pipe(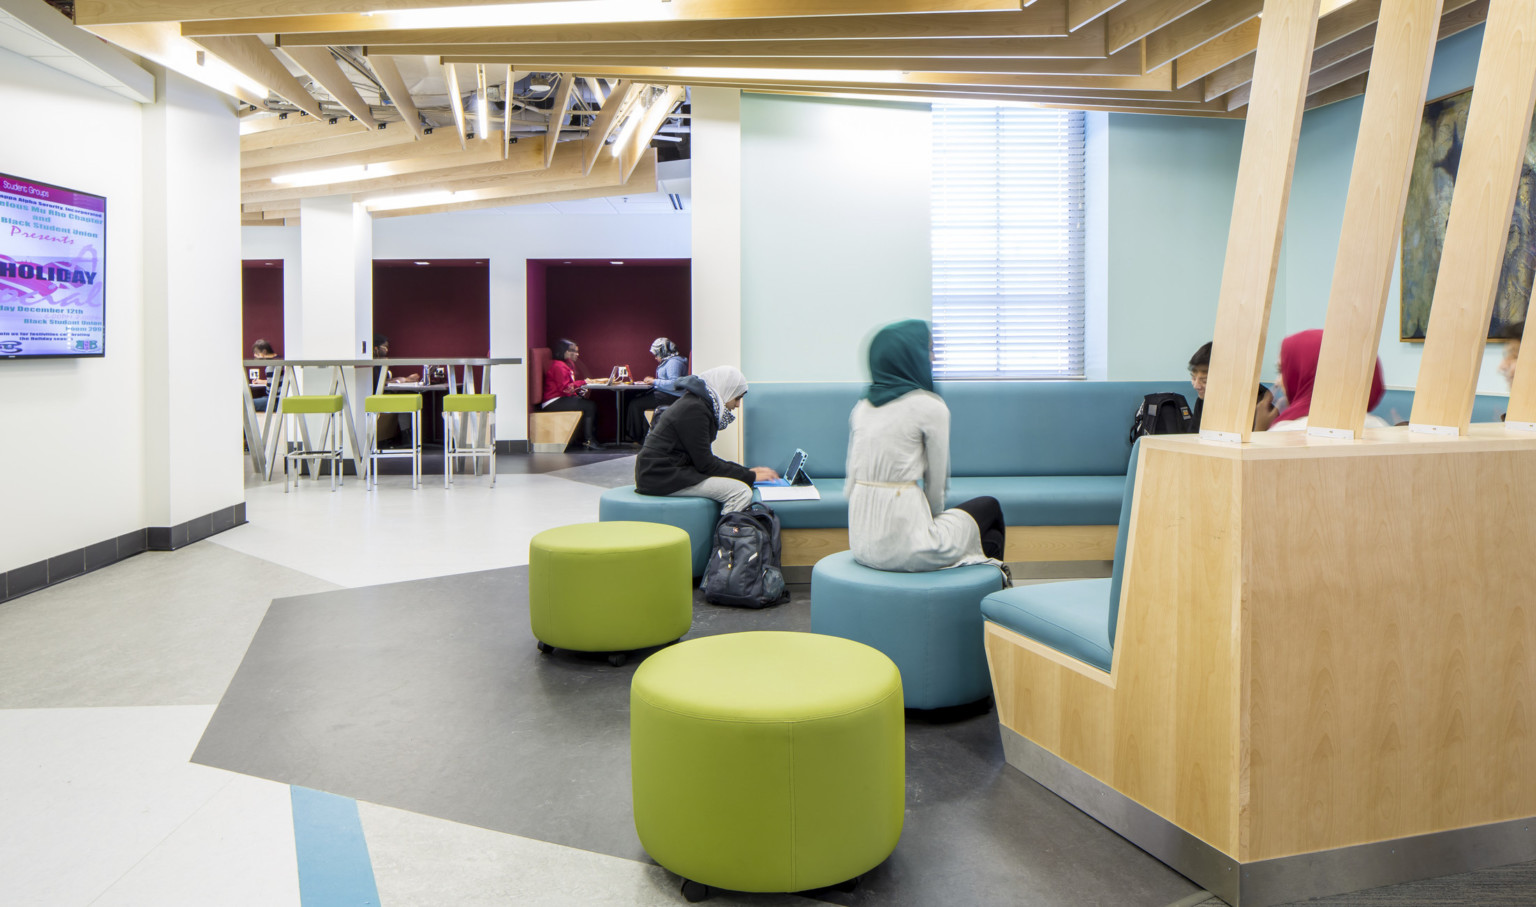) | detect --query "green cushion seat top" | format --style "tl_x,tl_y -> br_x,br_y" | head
631,631 -> 904,893
280,394 -> 344,415
527,521 -> 691,654
365,393 -> 423,413
443,393 -> 496,412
